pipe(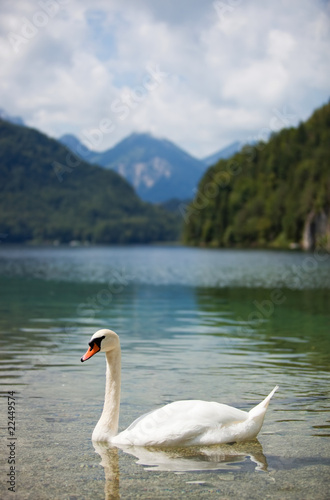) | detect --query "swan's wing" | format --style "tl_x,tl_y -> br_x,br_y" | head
125,409 -> 158,432
112,400 -> 249,447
